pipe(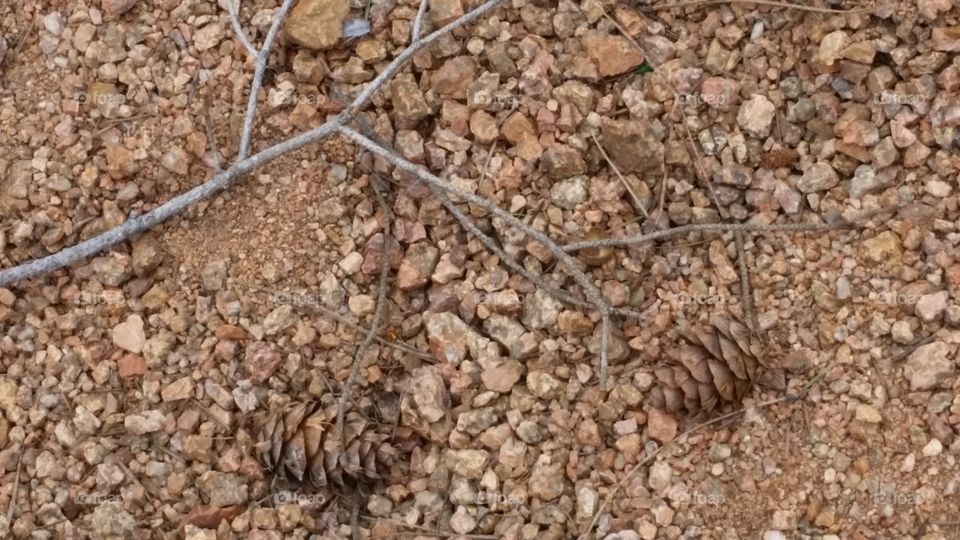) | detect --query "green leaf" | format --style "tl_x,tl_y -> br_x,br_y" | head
635,61 -> 654,75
